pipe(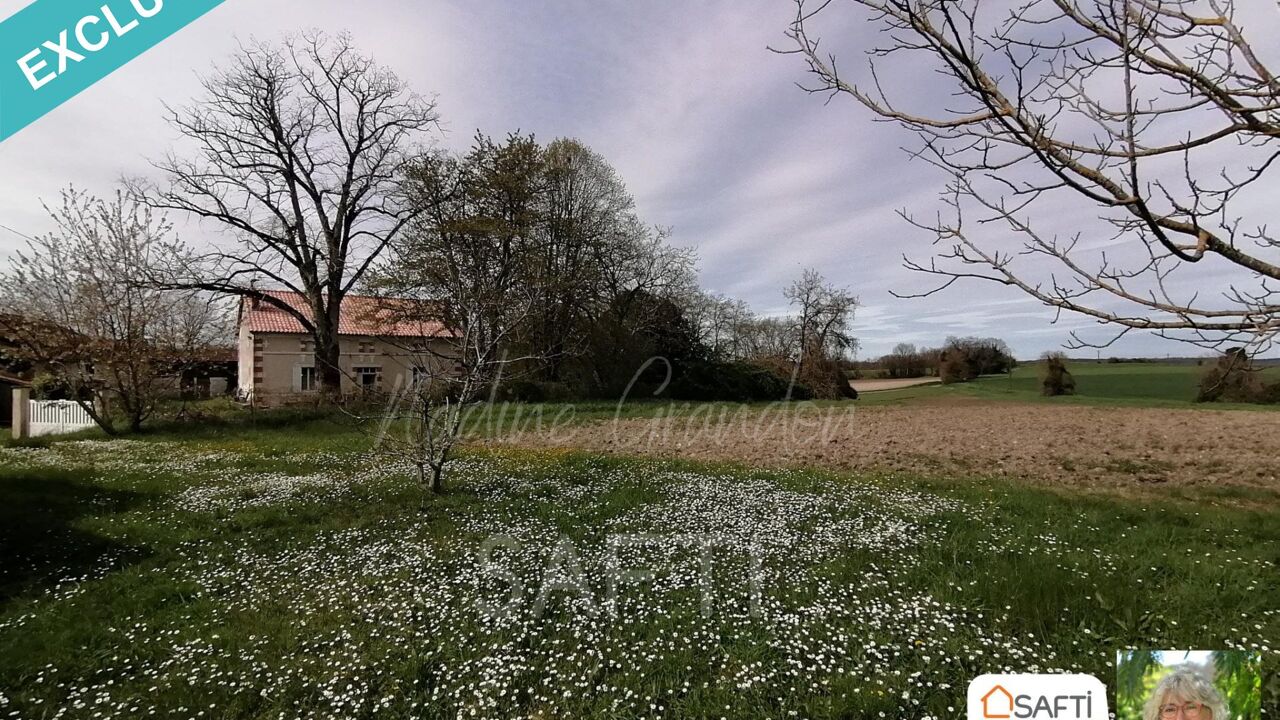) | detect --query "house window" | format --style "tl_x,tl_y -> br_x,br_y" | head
357,340 -> 375,355
299,366 -> 318,392
355,366 -> 381,391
